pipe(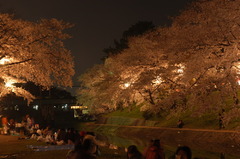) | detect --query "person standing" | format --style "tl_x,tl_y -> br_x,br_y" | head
218,109 -> 225,129
177,120 -> 184,128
